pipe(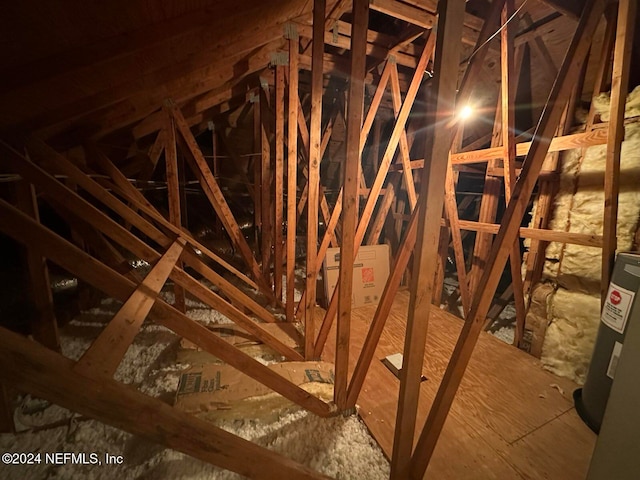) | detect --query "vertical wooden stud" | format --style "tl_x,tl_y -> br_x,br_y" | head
601,0 -> 636,305
275,66 -> 286,301
390,1 -> 467,477
260,86 -> 274,289
163,103 -> 187,313
287,30 -> 300,322
335,0 -> 369,410
304,0 -> 325,359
